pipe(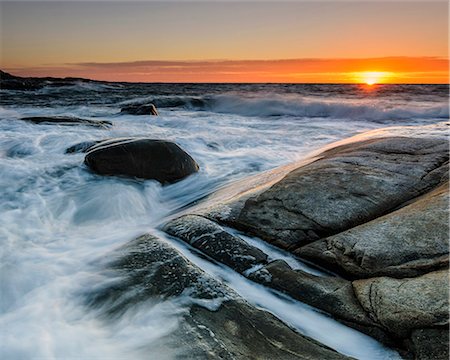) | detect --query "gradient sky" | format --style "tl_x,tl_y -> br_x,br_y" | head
1,1 -> 448,83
